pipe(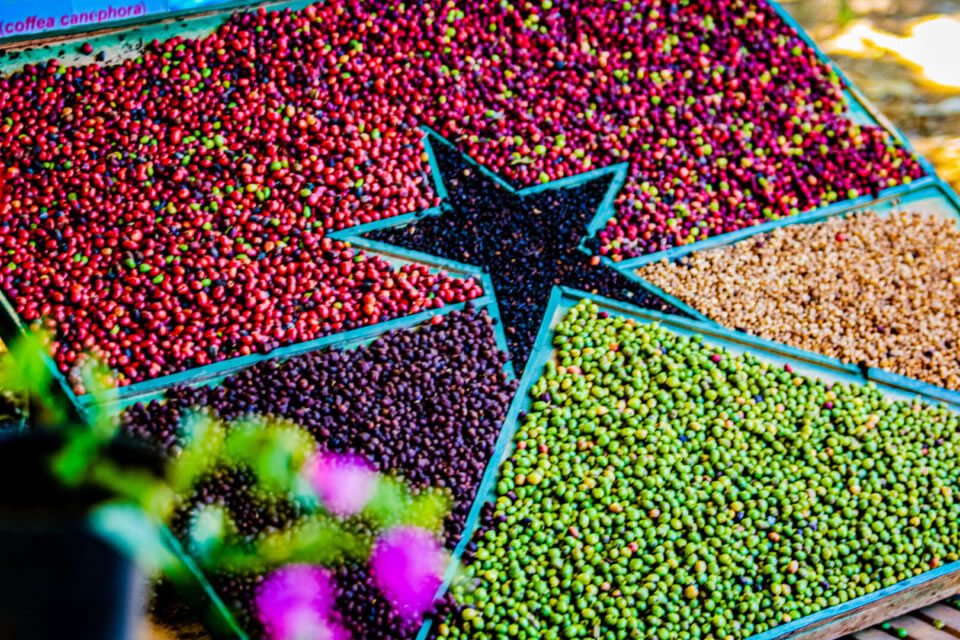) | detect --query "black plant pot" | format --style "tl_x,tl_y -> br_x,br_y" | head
0,430 -> 161,640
